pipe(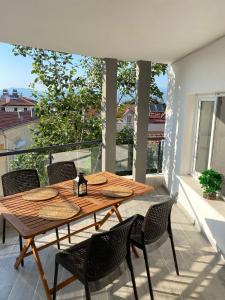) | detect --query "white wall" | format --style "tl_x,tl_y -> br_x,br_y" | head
164,36 -> 225,195
148,123 -> 164,132
0,122 -> 36,195
4,106 -> 33,112
164,36 -> 225,255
